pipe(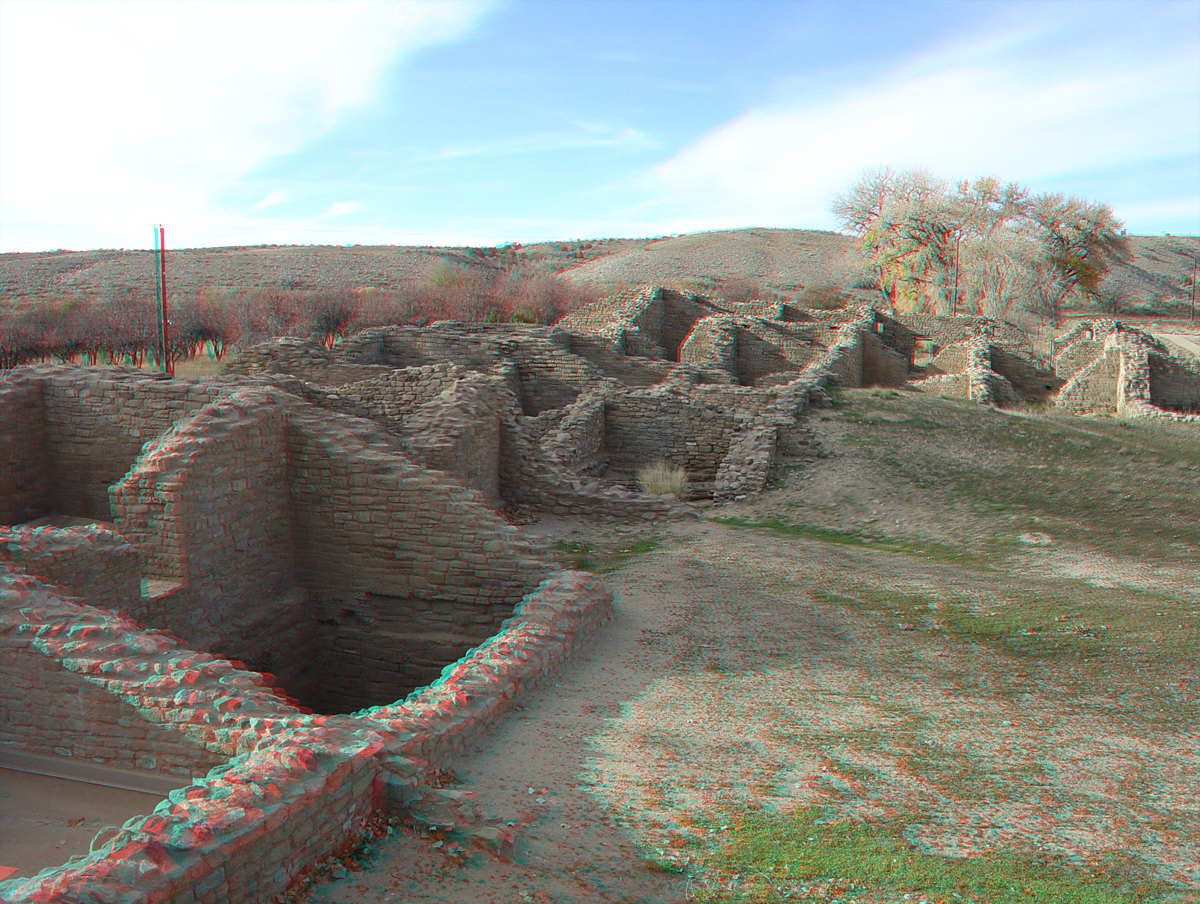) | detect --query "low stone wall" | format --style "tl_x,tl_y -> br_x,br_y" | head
1148,352 -> 1200,413
713,425 -> 778,502
0,524 -> 140,612
898,312 -> 1034,355
402,374 -> 503,506
223,338 -> 393,386
0,374 -> 48,524
603,389 -> 740,481
541,390 -> 608,476
0,581 -> 227,777
1055,343 -> 1122,415
0,555 -> 618,904
1053,340 -> 1107,381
